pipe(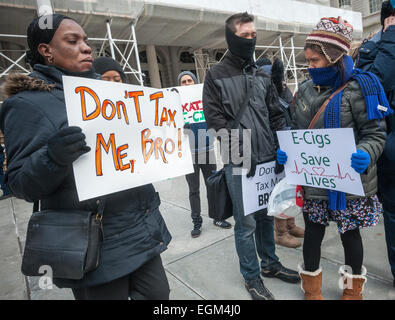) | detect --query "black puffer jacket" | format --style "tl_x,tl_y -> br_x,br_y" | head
0,64 -> 171,288
203,53 -> 286,165
357,26 -> 395,210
